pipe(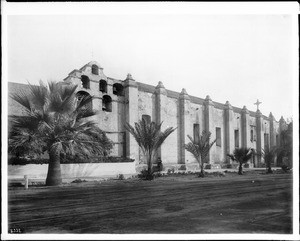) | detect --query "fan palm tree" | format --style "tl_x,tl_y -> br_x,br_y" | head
9,81 -> 113,186
227,147 -> 253,175
124,118 -> 176,180
185,130 -> 216,177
